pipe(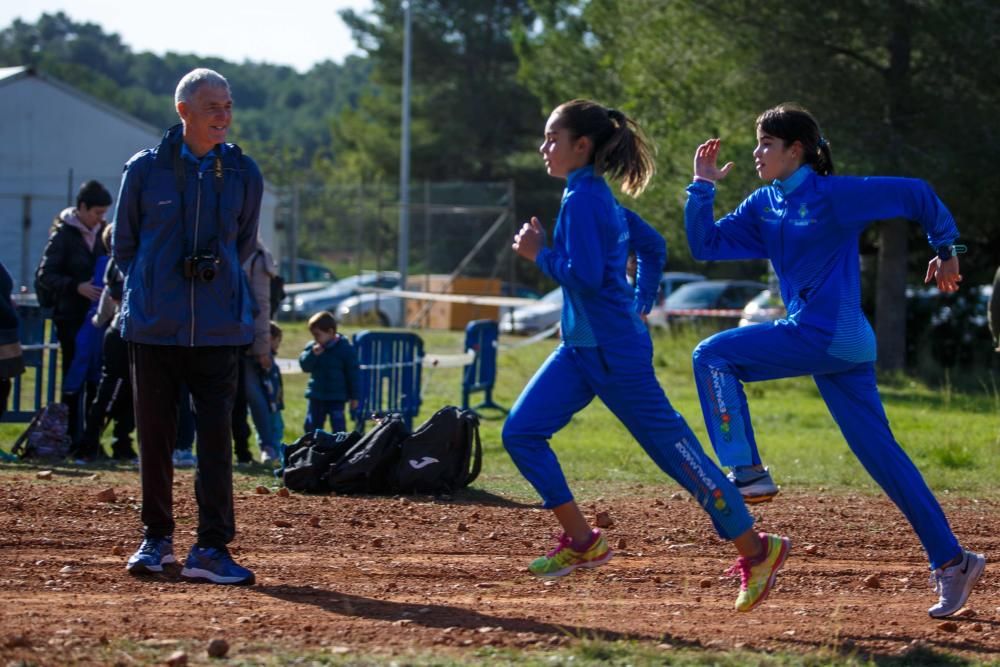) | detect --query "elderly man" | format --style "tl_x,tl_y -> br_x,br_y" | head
113,68 -> 261,584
